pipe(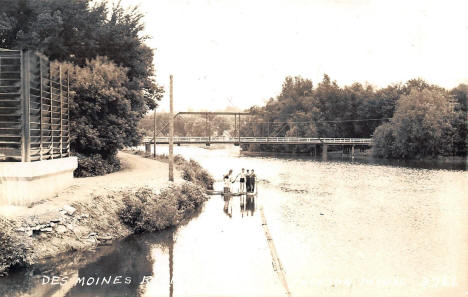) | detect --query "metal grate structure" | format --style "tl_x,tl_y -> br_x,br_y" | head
0,49 -> 70,162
